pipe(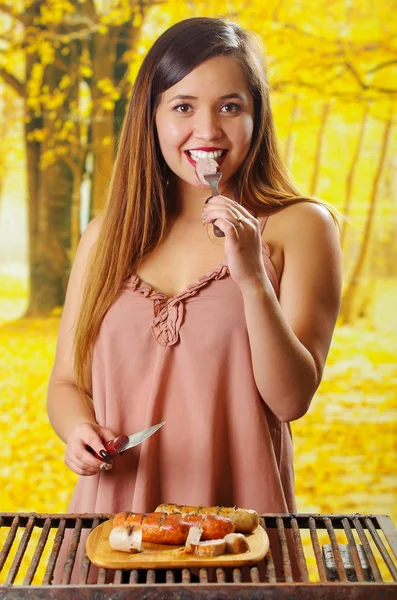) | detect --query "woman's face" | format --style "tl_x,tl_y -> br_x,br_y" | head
155,55 -> 255,191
